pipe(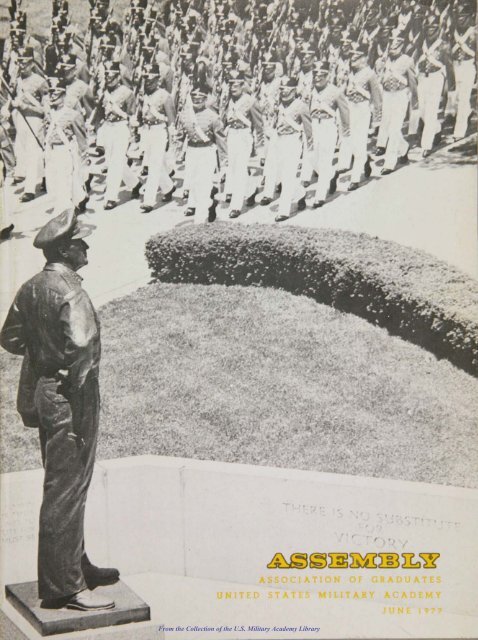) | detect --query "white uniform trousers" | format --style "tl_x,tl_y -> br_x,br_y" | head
417,71 -> 445,151
224,128 -> 253,212
185,145 -> 217,222
45,142 -> 85,214
299,129 -> 314,183
262,131 -> 280,198
347,100 -> 371,183
270,132 -> 304,217
311,117 -> 338,201
141,124 -> 173,207
453,59 -> 476,139
102,121 -> 137,202
13,112 -> 44,193
377,89 -> 410,170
